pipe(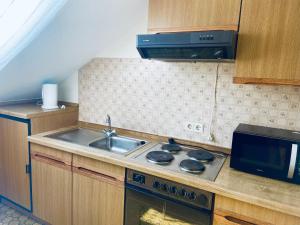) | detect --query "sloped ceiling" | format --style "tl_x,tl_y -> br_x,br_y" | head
0,0 -> 148,102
